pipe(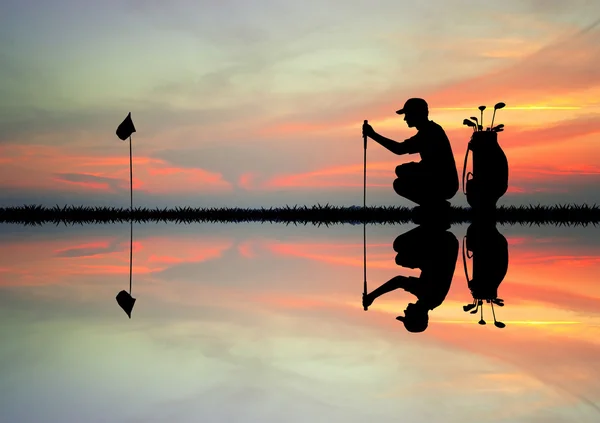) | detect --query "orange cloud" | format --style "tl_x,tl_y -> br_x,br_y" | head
237,172 -> 255,190
255,20 -> 600,145
495,115 -> 600,151
0,144 -> 233,195
423,19 -> 600,107
260,162 -> 397,190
